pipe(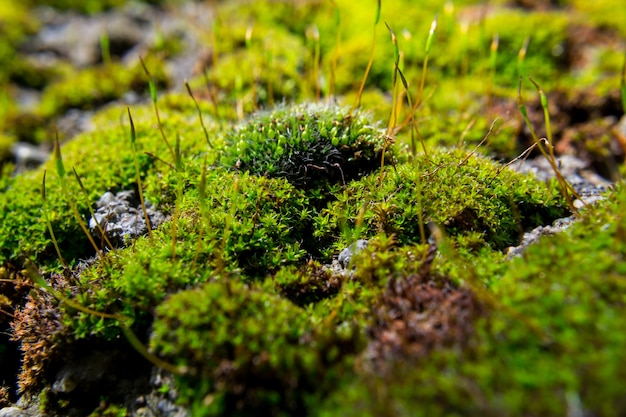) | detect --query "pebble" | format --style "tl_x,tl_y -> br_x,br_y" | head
89,190 -> 166,248
337,239 -> 369,268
